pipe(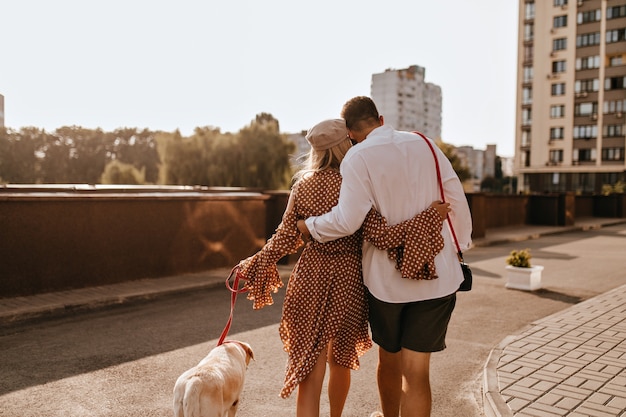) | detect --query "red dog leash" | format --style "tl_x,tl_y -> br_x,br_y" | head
216,265 -> 248,346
